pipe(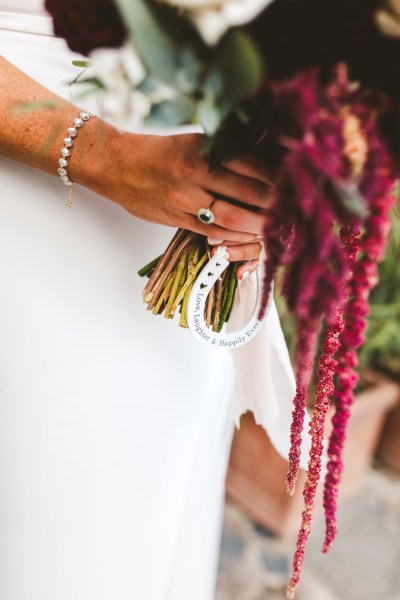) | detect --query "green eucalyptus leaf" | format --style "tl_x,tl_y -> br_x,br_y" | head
72,60 -> 90,68
115,0 -> 204,86
203,71 -> 224,98
176,48 -> 203,94
115,0 -> 181,82
214,30 -> 263,111
197,100 -> 221,136
137,76 -> 161,95
147,93 -> 195,126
